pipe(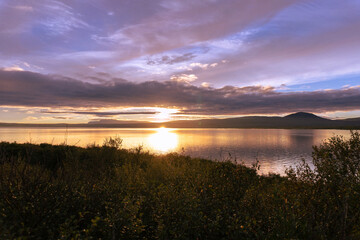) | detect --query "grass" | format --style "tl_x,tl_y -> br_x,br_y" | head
0,132 -> 360,239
